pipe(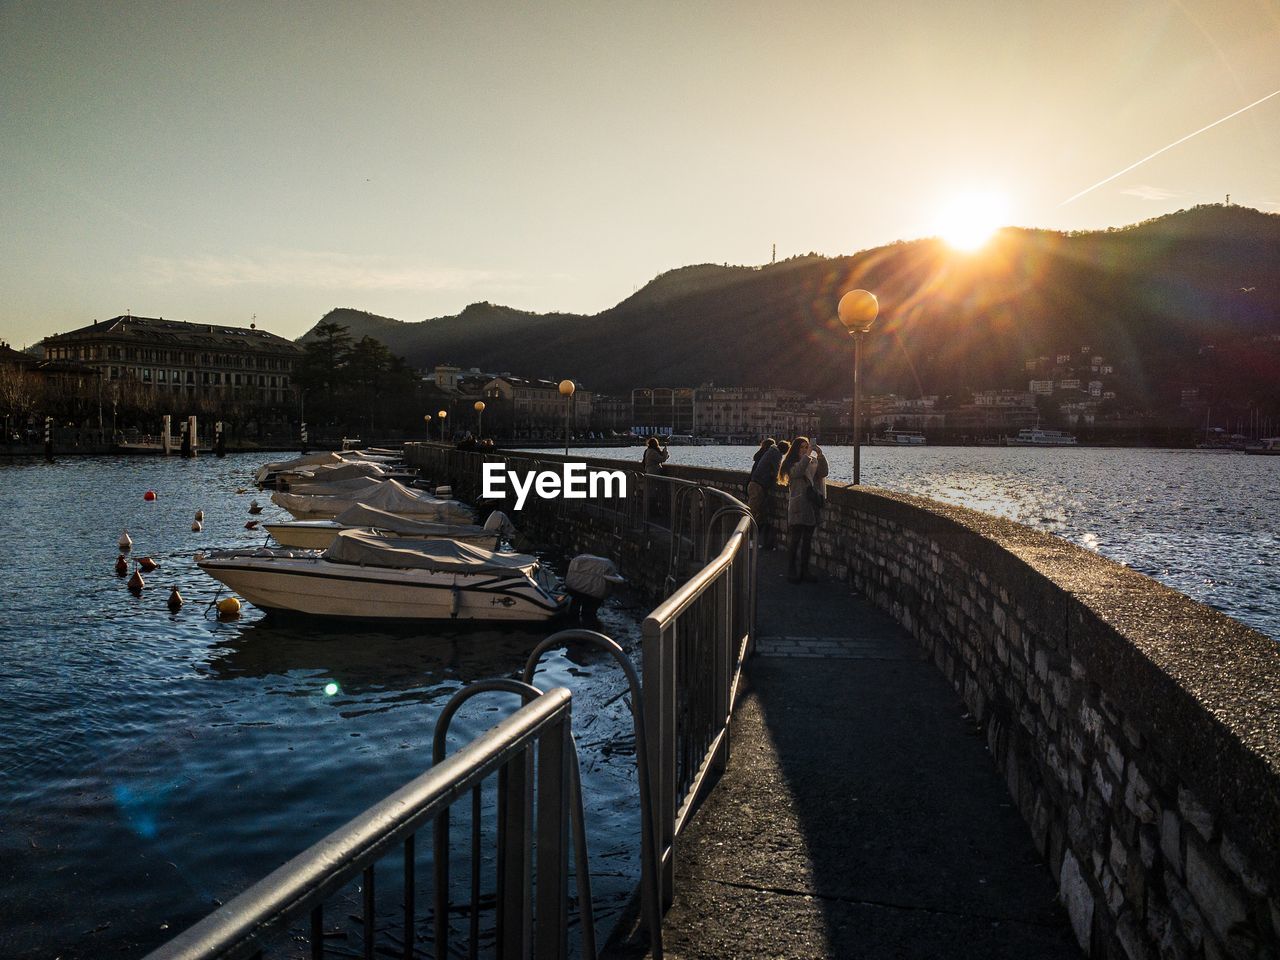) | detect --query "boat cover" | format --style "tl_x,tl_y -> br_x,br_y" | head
260,451 -> 345,475
281,476 -> 385,497
323,529 -> 537,575
289,461 -> 391,483
272,479 -> 473,522
333,503 -> 493,539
